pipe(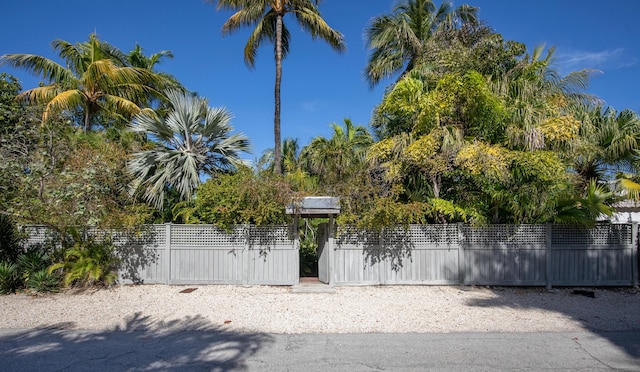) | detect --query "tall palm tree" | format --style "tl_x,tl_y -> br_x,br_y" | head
0,33 -> 161,131
128,90 -> 251,210
259,137 -> 305,173
127,44 -> 173,70
126,44 -> 183,93
259,137 -> 317,190
125,44 -> 185,115
304,118 -> 372,185
364,0 -> 478,88
213,0 -> 346,174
